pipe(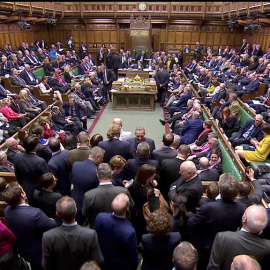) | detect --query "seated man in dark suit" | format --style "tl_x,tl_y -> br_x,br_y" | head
5,137 -> 25,164
0,150 -> 14,172
3,181 -> 56,270
236,73 -> 260,98
152,132 -> 177,166
19,64 -> 40,86
124,141 -> 159,180
197,157 -> 219,182
98,123 -> 132,163
127,126 -> 155,158
168,160 -> 203,213
42,196 -> 103,270
63,97 -> 88,131
188,173 -> 245,270
10,68 -> 33,91
229,114 -> 264,148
